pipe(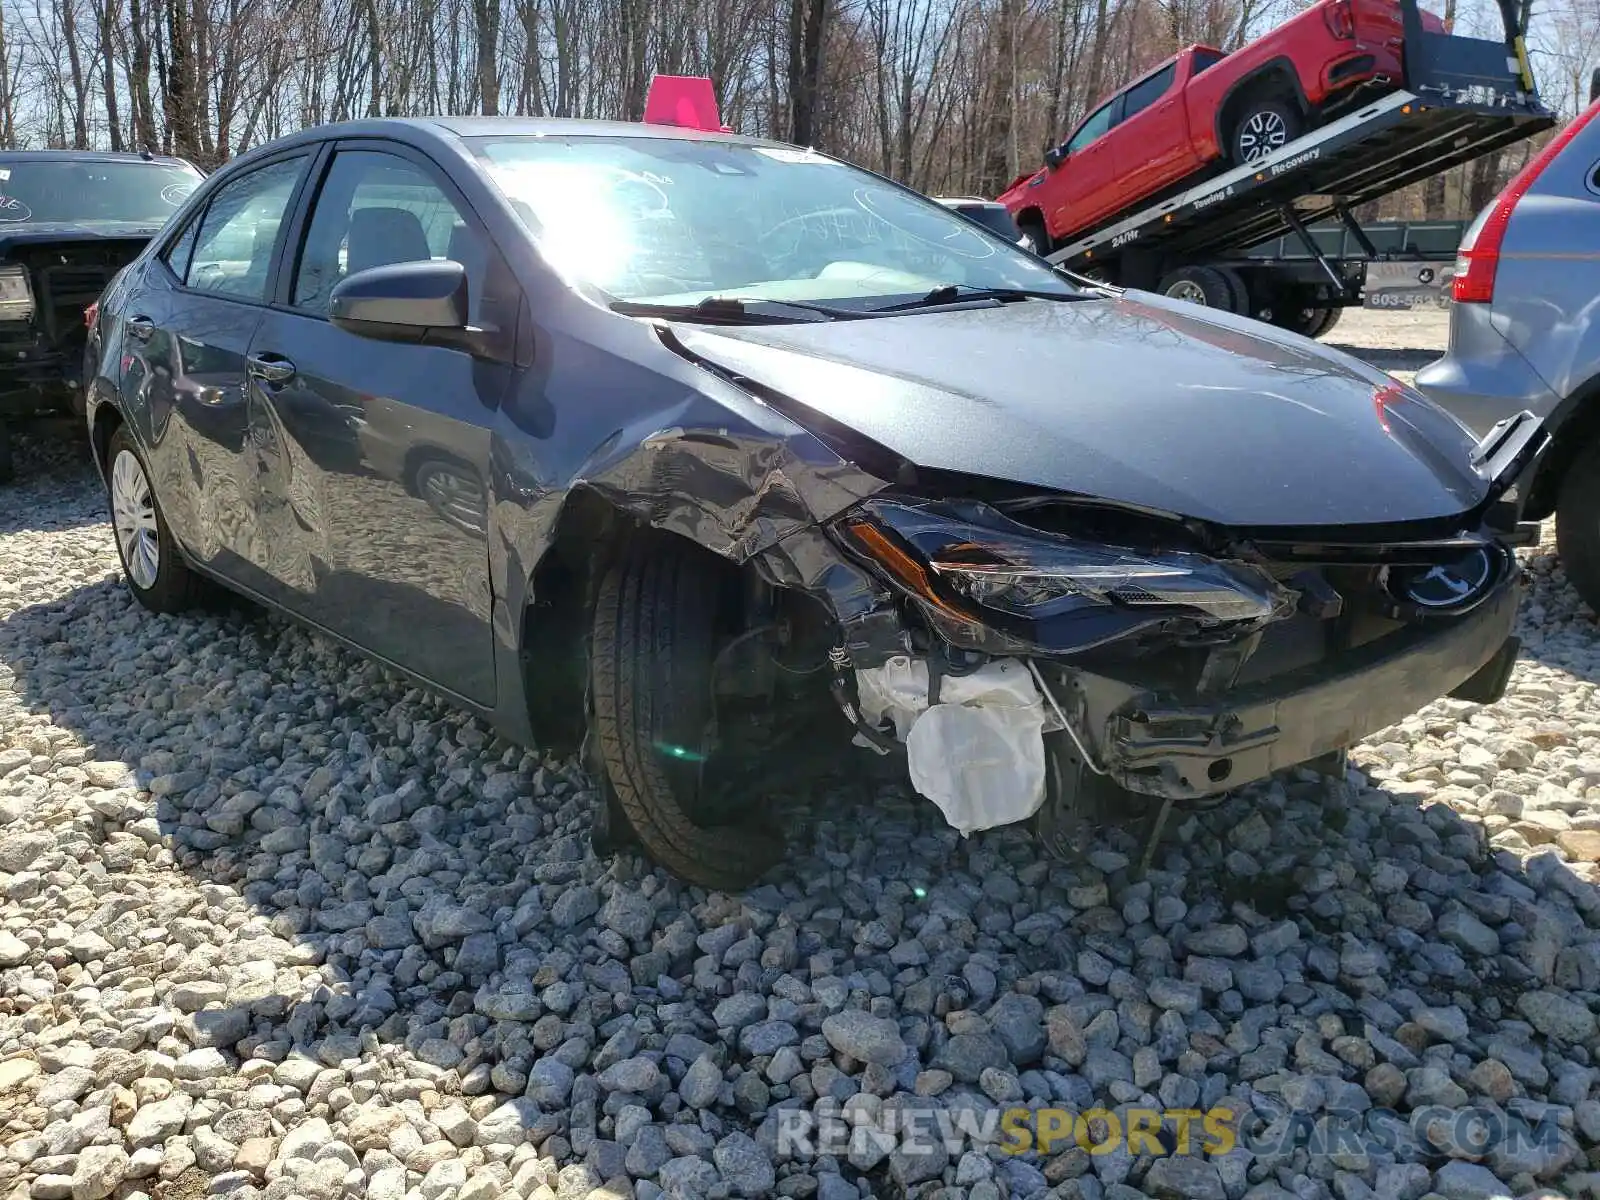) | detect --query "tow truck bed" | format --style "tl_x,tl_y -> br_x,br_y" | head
1041,0 -> 1555,308
1046,88 -> 1552,274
